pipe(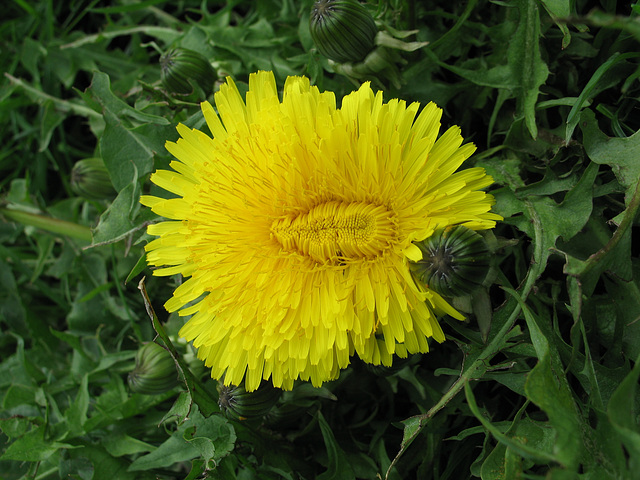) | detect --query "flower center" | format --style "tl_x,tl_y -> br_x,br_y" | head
271,201 -> 396,264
